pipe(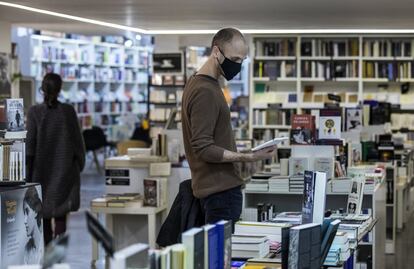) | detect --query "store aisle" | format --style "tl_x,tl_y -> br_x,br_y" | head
386,214 -> 414,269
66,156 -> 106,269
